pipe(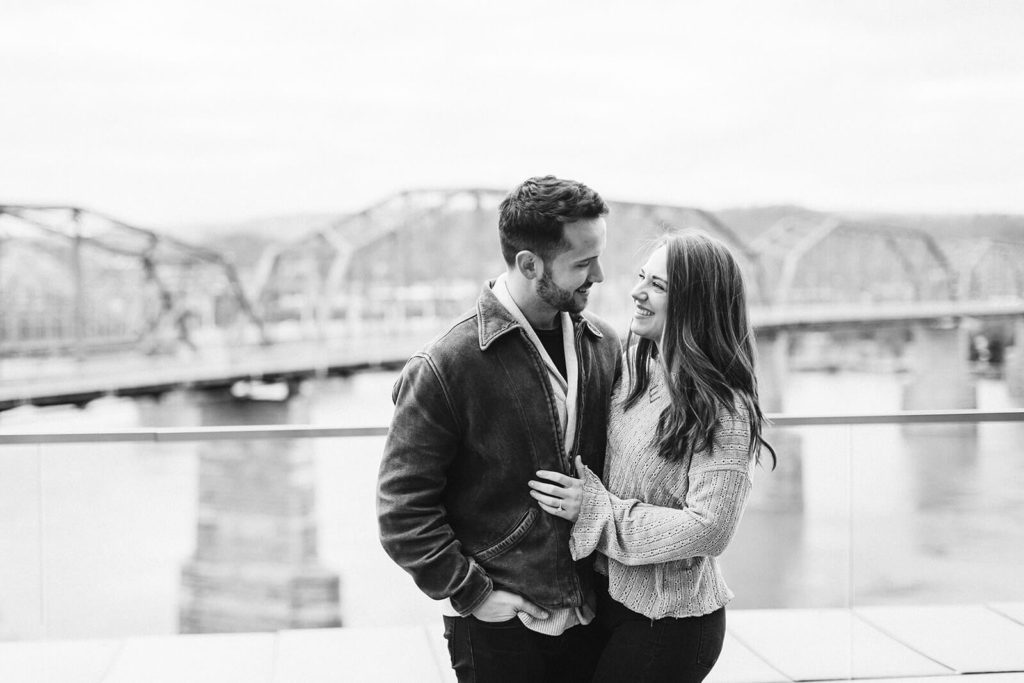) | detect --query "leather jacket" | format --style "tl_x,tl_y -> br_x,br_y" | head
377,282 -> 621,615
